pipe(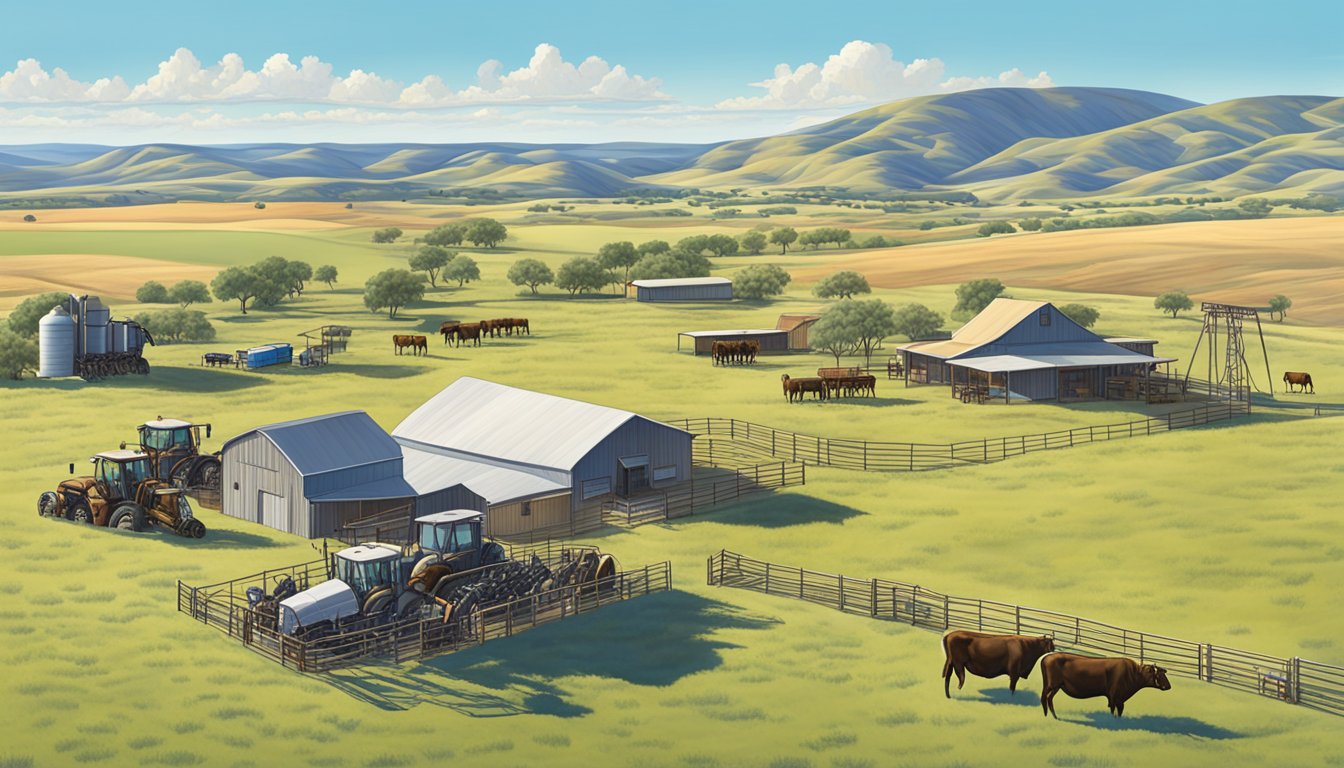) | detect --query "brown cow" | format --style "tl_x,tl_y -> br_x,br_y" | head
393,335 -> 427,356
942,631 -> 1056,698
505,317 -> 530,336
454,323 -> 483,347
1283,371 -> 1314,394
1039,653 -> 1171,718
781,374 -> 828,402
439,322 -> 461,345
